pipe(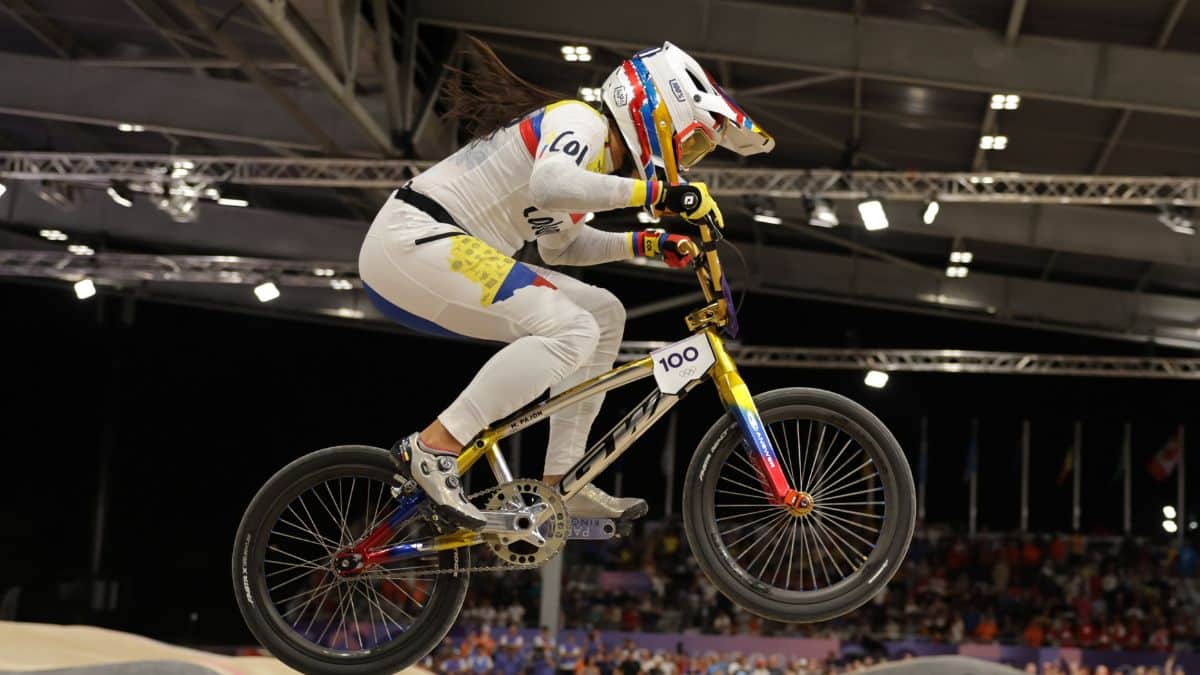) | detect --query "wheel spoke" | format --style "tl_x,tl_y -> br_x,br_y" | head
768,423 -> 796,488
725,510 -> 788,550
755,514 -> 793,581
717,473 -> 771,497
816,485 -> 884,501
808,437 -> 858,497
783,518 -> 799,589
716,487 -> 771,501
818,504 -> 883,520
737,511 -> 791,564
810,449 -> 869,499
811,469 -> 878,502
809,514 -> 860,575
